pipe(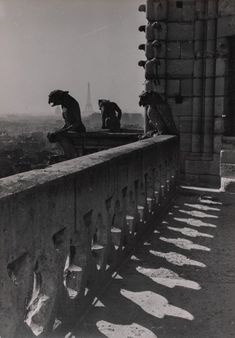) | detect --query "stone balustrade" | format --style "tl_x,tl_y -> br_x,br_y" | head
0,135 -> 178,338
